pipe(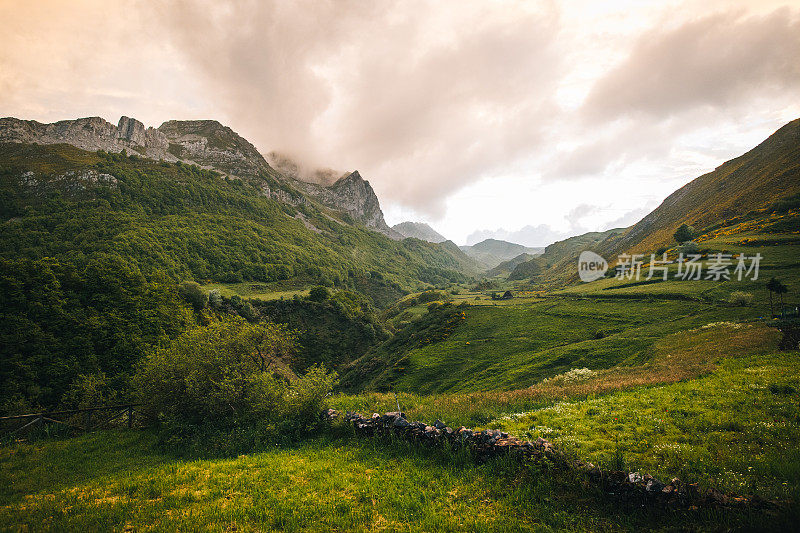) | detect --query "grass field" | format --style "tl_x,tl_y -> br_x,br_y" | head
3,225 -> 798,531
355,296 -> 763,395
2,429 -> 793,532
200,282 -> 310,301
